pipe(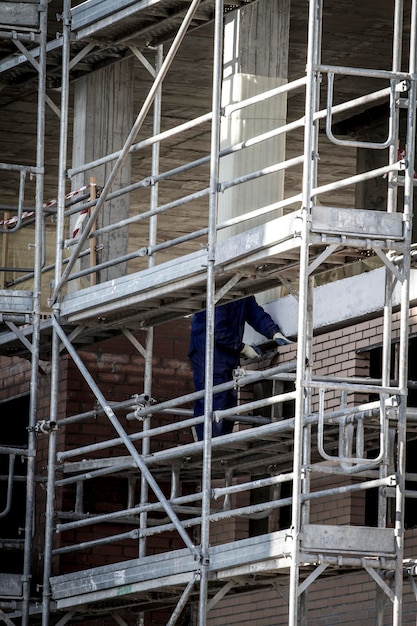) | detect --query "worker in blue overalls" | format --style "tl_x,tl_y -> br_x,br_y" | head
189,296 -> 293,440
